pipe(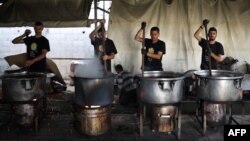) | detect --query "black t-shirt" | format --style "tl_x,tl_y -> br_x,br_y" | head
144,38 -> 166,71
24,36 -> 50,72
91,37 -> 117,71
199,38 -> 224,70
